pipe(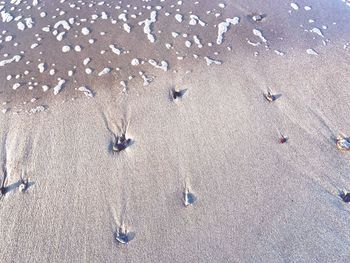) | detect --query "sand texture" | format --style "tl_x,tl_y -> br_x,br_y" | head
0,0 -> 350,262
